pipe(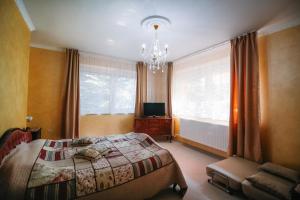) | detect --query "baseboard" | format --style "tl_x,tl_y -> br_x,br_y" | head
174,135 -> 228,158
